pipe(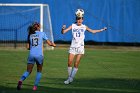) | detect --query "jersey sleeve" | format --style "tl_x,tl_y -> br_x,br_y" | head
84,25 -> 87,31
72,23 -> 75,29
42,32 -> 49,40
